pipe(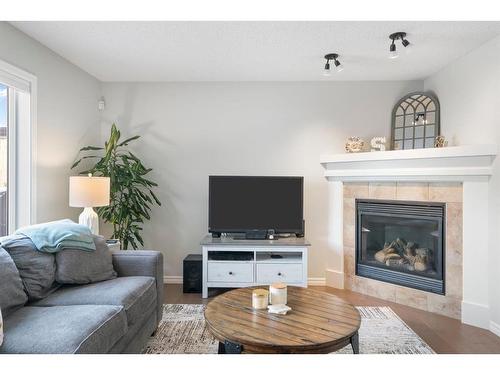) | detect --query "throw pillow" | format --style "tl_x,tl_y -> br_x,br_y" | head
1,234 -> 59,301
55,235 -> 117,284
0,247 -> 28,316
